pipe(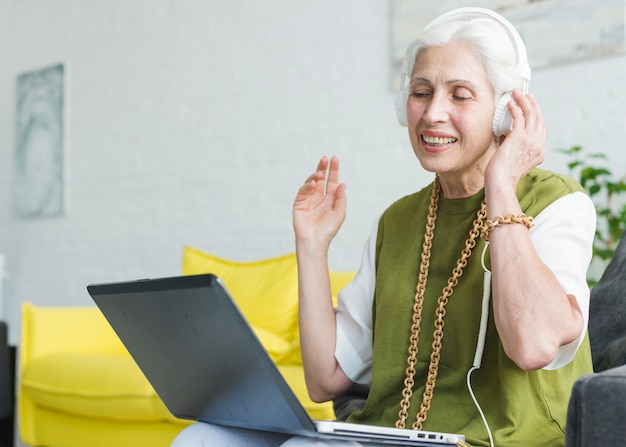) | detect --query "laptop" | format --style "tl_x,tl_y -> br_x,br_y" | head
87,274 -> 464,446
